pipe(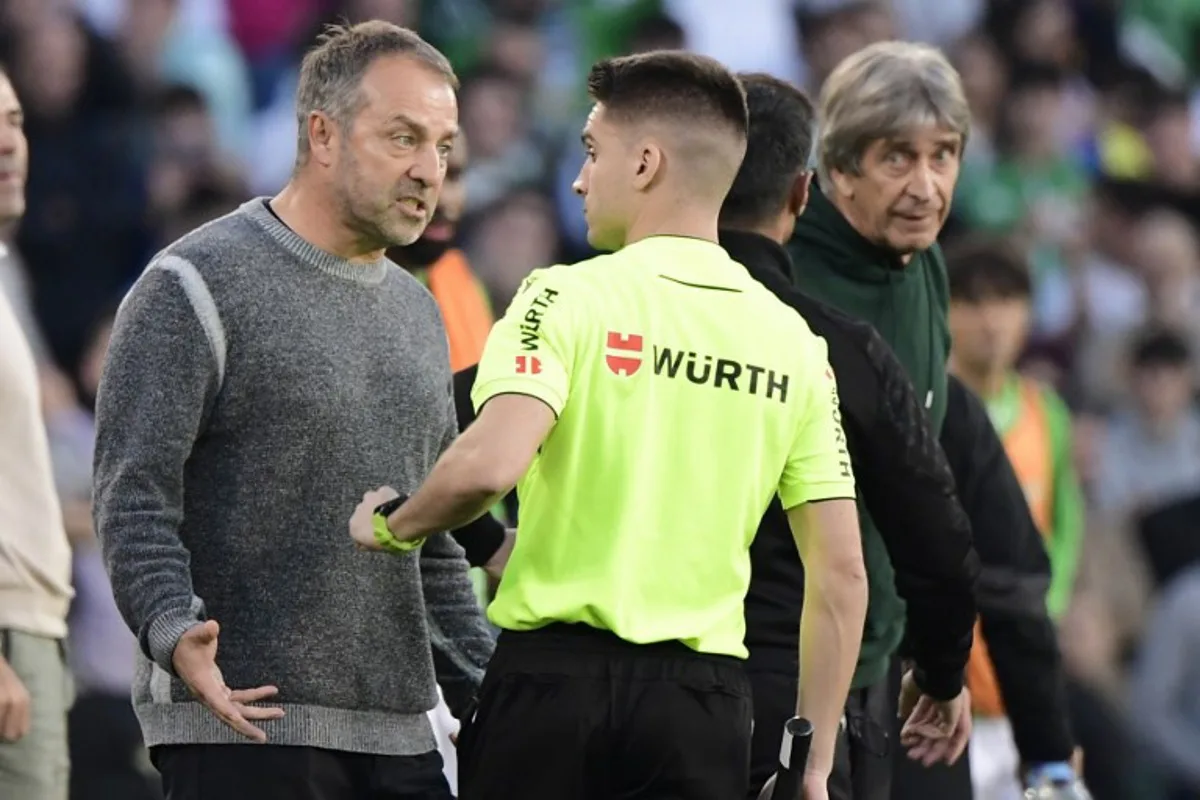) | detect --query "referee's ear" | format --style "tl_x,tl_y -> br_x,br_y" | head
788,171 -> 813,219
